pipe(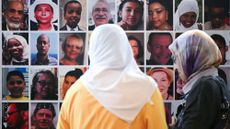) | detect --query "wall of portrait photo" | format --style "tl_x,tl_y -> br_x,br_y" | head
1,0 -> 229,128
